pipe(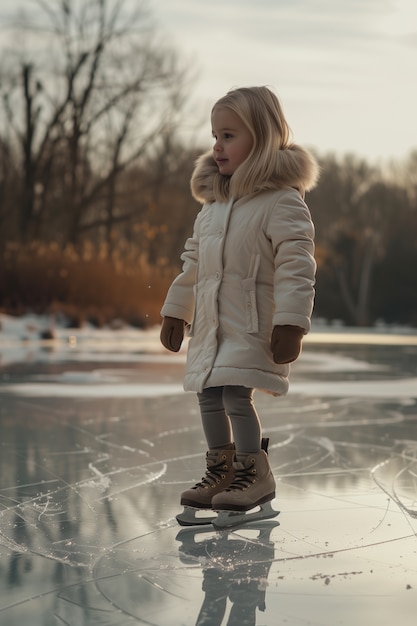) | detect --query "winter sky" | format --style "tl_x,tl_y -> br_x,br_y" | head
150,0 -> 417,162
1,0 -> 416,162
